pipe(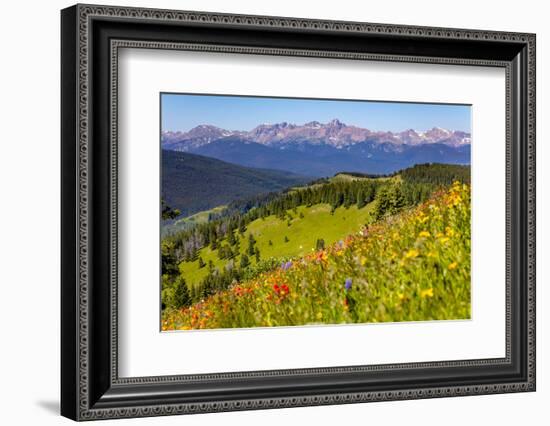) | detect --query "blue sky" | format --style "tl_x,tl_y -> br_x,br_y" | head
161,93 -> 471,133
